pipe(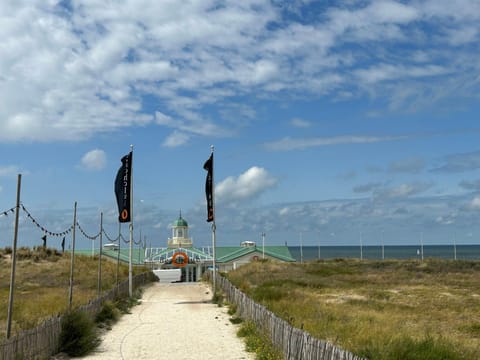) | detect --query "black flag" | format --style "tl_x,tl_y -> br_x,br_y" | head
41,234 -> 47,249
61,237 -> 65,253
115,151 -> 132,223
203,153 -> 214,222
